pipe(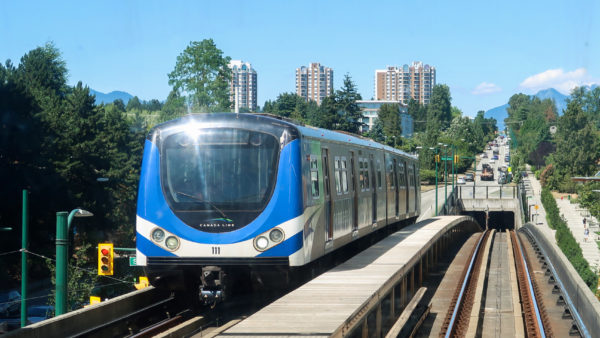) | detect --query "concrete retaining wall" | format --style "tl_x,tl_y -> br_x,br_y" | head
520,224 -> 600,337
